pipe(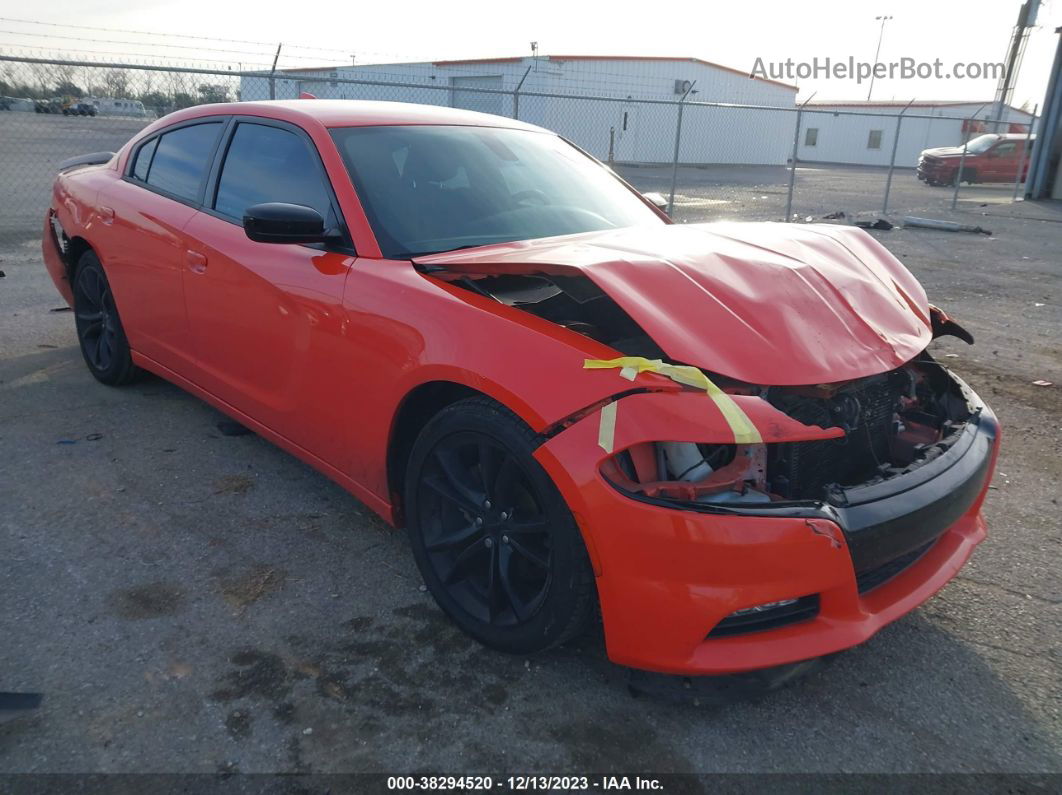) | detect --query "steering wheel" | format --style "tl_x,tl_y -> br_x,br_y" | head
511,189 -> 550,206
